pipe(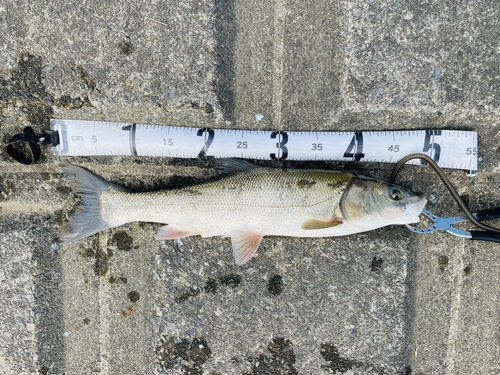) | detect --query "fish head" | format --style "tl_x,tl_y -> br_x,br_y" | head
340,177 -> 427,227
